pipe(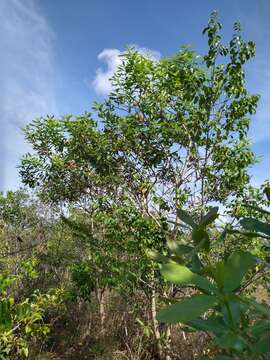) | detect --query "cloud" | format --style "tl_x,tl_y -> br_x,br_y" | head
93,49 -> 122,95
93,46 -> 161,95
0,0 -> 57,190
